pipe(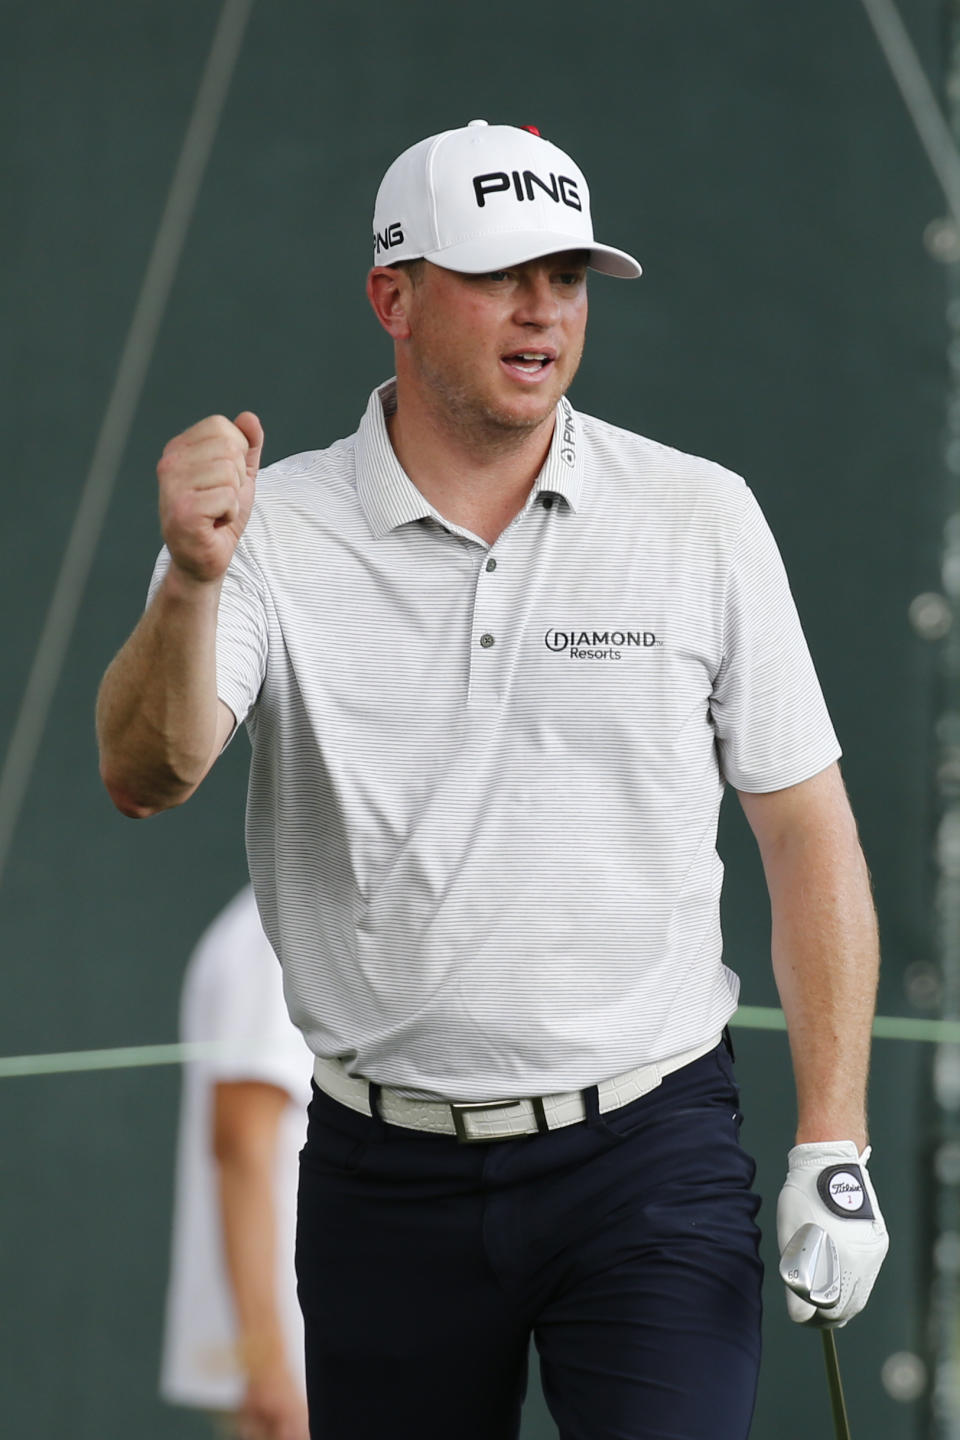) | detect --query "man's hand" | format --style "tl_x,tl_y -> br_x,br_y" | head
777,1140 -> 888,1328
234,1363 -> 310,1440
157,411 -> 264,583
